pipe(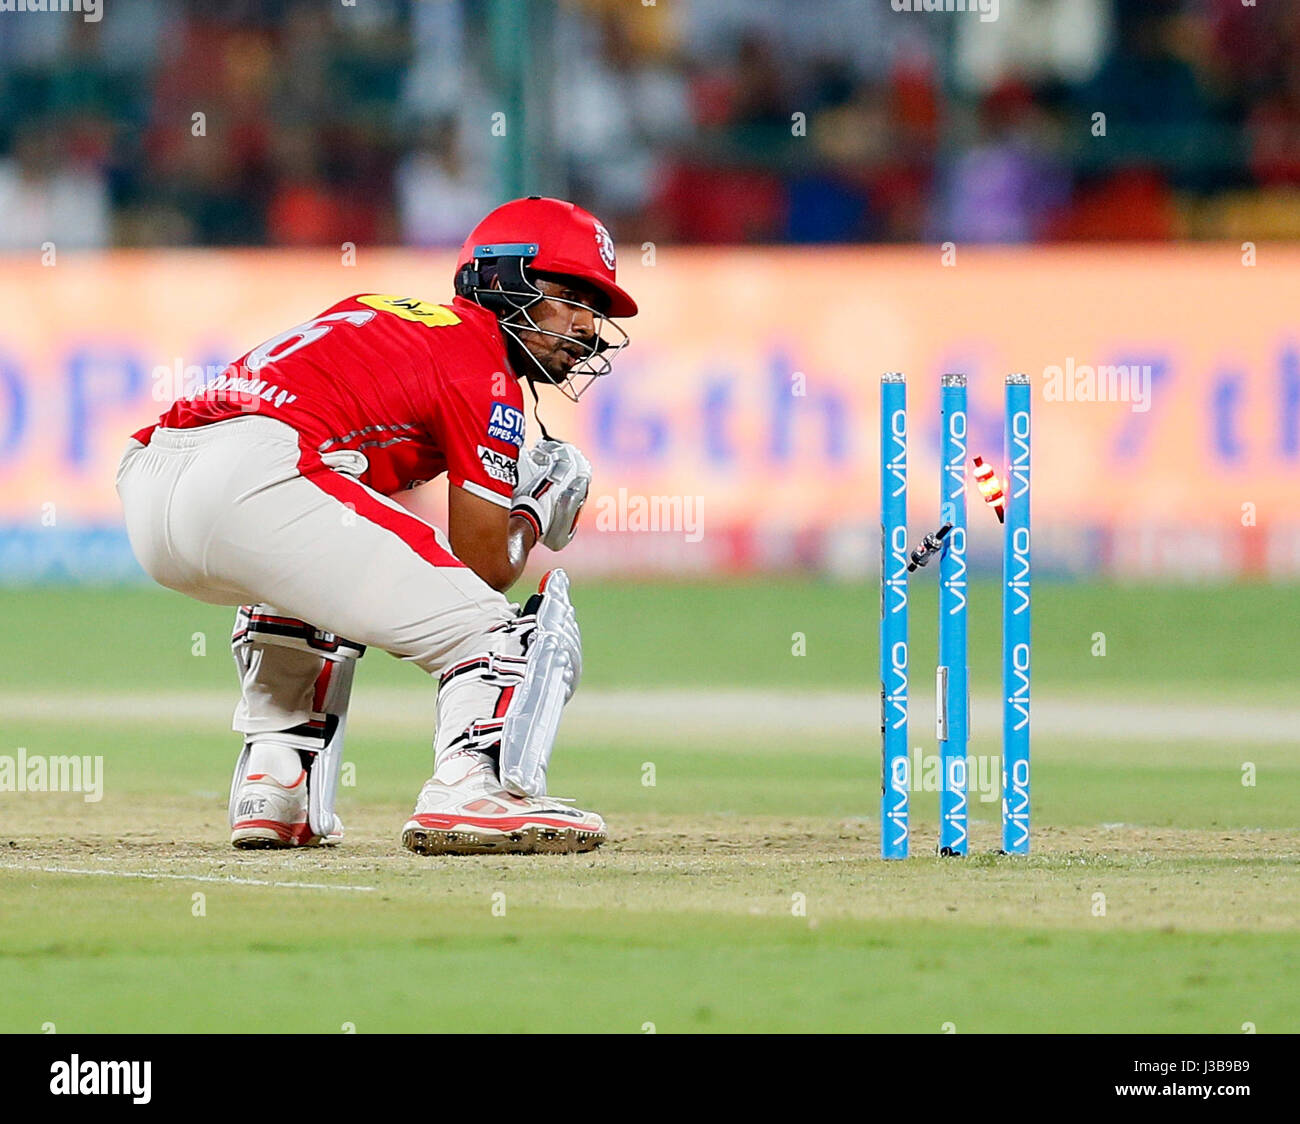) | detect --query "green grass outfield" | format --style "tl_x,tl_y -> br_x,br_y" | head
0,577 -> 1293,694
0,581 -> 1297,1033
